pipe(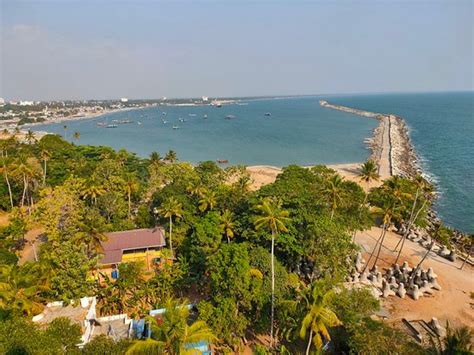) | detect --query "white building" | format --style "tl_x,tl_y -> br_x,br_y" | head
0,98 -> 5,105
120,97 -> 129,103
202,96 -> 209,102
19,101 -> 35,106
